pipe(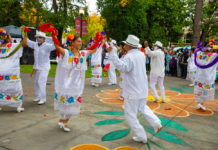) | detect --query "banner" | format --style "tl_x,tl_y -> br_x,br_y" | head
75,18 -> 81,35
82,20 -> 87,35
